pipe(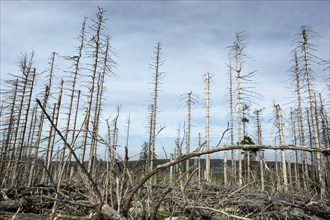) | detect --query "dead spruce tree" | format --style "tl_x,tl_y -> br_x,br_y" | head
289,50 -> 310,189
43,79 -> 64,183
88,35 -> 113,175
318,93 -> 329,148
0,79 -> 19,187
28,52 -> 55,187
274,104 -> 288,192
179,91 -> 199,180
3,52 -> 36,187
254,108 -> 265,190
204,70 -> 212,181
294,25 -> 326,196
225,57 -> 236,182
149,42 -> 164,172
81,7 -> 107,164
58,17 -> 87,182
290,108 -> 301,190
228,31 -> 259,186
